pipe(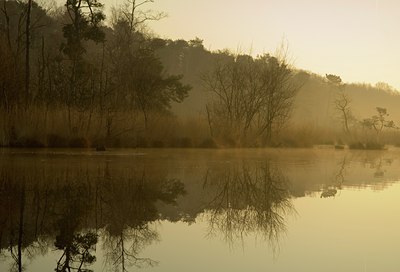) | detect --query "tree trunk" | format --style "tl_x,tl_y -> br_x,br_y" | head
25,0 -> 32,108
206,105 -> 213,137
17,181 -> 26,272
